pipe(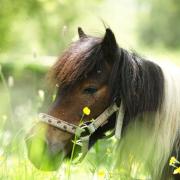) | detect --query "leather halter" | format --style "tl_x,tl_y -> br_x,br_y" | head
39,103 -> 124,163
